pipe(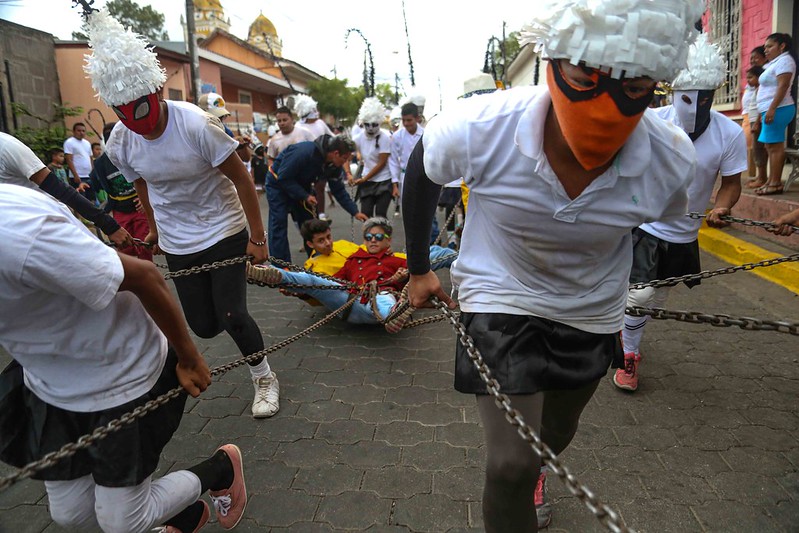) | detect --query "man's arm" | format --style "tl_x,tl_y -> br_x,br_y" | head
705,173 -> 742,228
133,178 -> 159,248
117,253 -> 211,397
402,141 -> 454,309
217,152 -> 268,264
31,167 -> 132,246
272,147 -> 317,202
327,176 -> 367,220
64,152 -> 81,186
